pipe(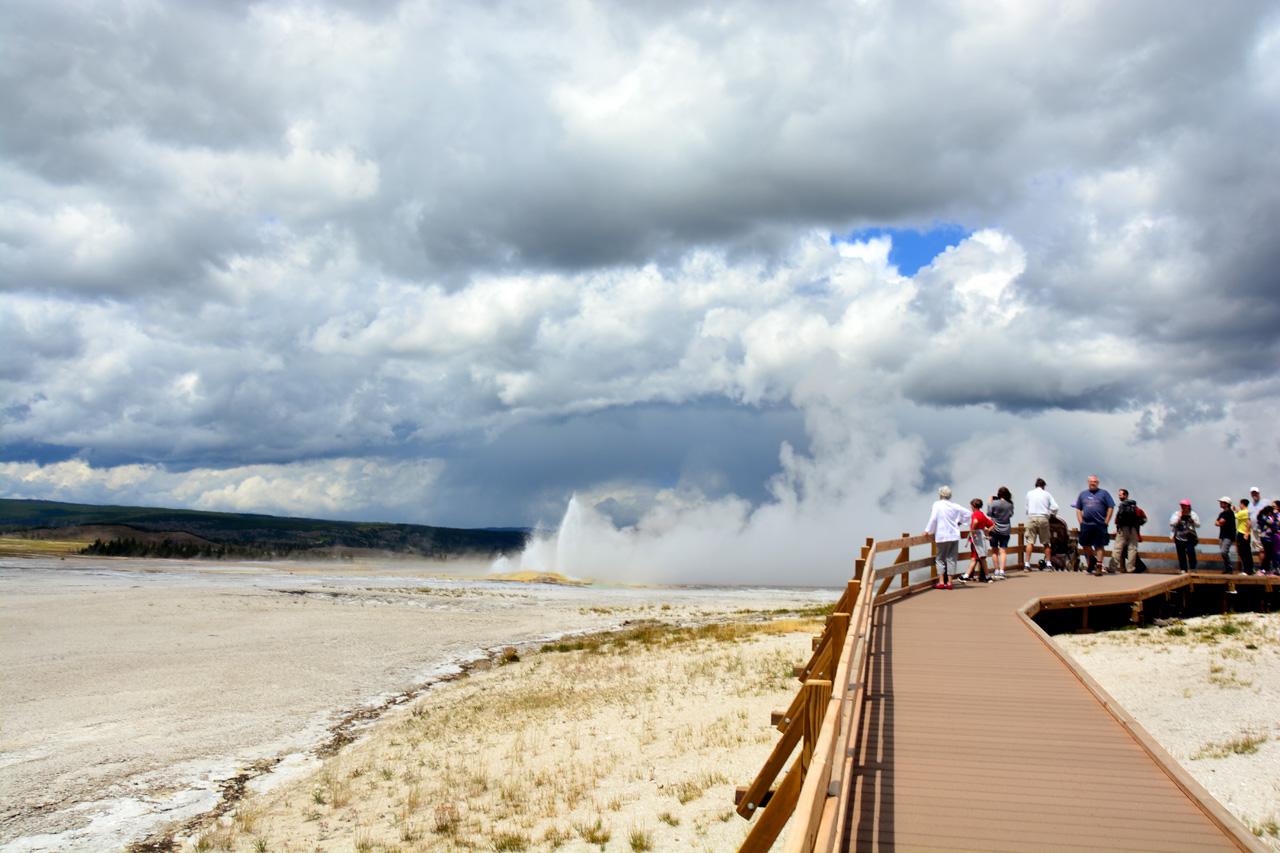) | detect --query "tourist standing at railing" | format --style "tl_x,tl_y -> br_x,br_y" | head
1256,504 -> 1276,576
1073,476 -> 1116,575
987,486 -> 1014,580
1169,501 -> 1200,573
1235,498 -> 1254,575
1215,497 -> 1236,574
1273,500 -> 1280,571
961,498 -> 994,583
1110,488 -> 1144,573
925,486 -> 971,590
1024,478 -> 1058,571
1247,487 -> 1264,564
